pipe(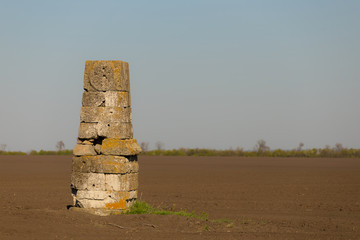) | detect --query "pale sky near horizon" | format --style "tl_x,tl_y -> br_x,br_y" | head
0,0 -> 359,151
